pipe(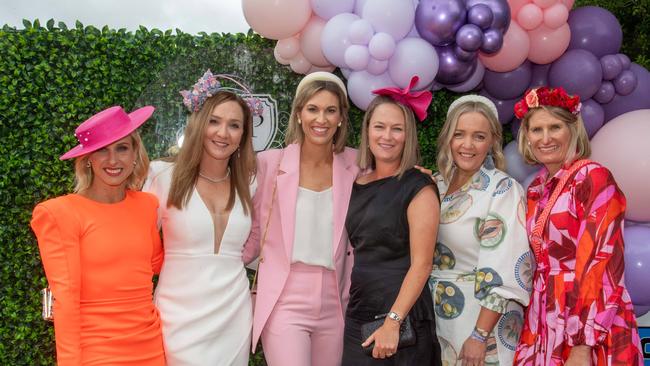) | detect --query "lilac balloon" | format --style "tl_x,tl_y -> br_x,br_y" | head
347,71 -> 396,110
633,304 -> 650,318
367,57 -> 389,75
479,89 -> 517,125
466,0 -> 511,33
529,63 -> 551,88
441,61 -> 486,92
354,0 -> 369,15
480,28 -> 503,54
362,0 -> 416,41
567,6 -> 623,58
603,63 -> 650,122
348,19 -> 375,45
613,69 -> 637,96
454,45 -> 477,62
510,118 -> 522,137
600,54 -> 623,81
623,225 -> 650,305
321,13 -> 360,67
435,45 -> 477,85
483,61 -> 532,100
344,45 -> 370,71
548,49 -> 603,100
579,99 -> 604,138
310,0 -> 355,20
521,169 -> 540,191
617,53 -> 631,70
502,140 -> 542,182
368,32 -> 396,61
415,0 -> 467,46
593,81 -> 616,104
388,37 -> 440,88
340,67 -> 352,78
468,4 -> 494,30
456,24 -> 483,52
